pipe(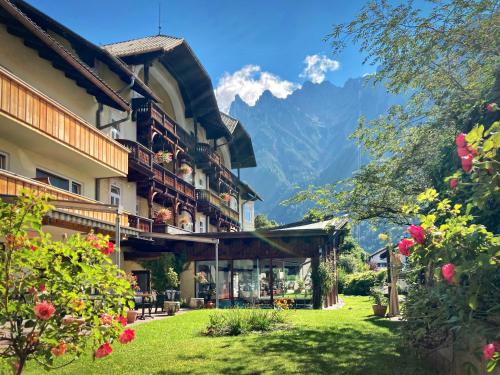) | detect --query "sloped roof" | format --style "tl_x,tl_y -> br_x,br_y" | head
104,35 -> 230,139
0,0 -> 130,111
10,0 -> 158,103
104,35 -> 184,57
220,112 -> 257,169
273,217 -> 349,232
